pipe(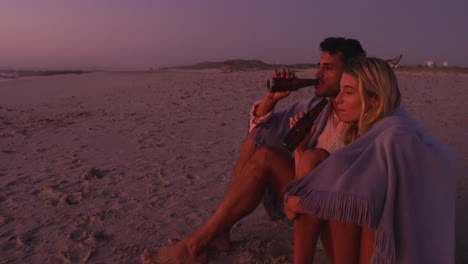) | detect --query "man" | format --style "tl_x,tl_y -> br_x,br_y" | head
142,37 -> 366,264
